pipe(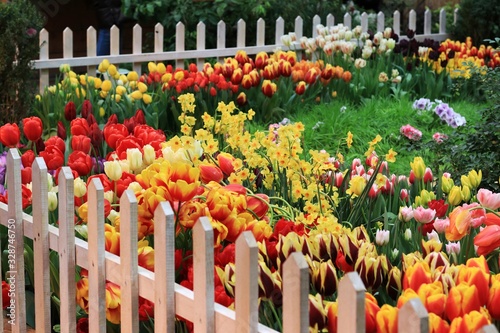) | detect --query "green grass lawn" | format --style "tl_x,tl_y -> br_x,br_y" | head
281,96 -> 487,176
